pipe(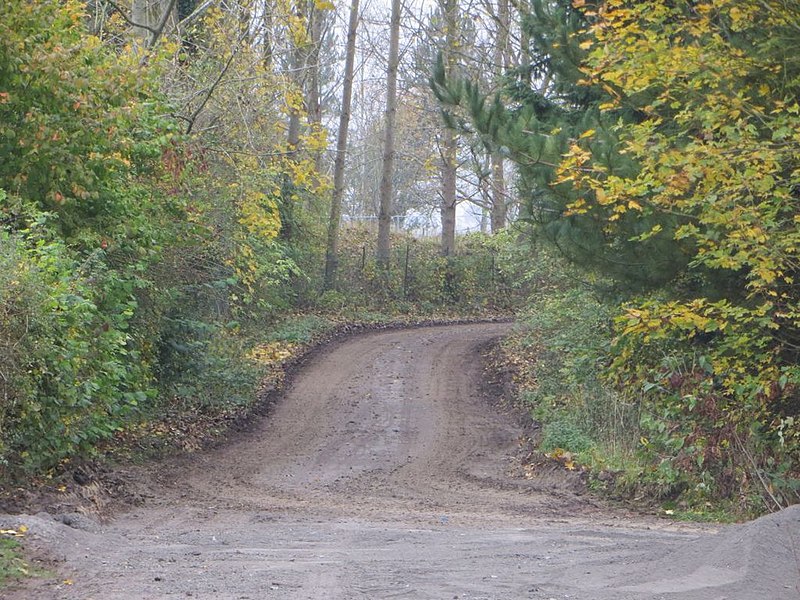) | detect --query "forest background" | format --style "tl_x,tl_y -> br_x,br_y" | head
1,0 -> 799,521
